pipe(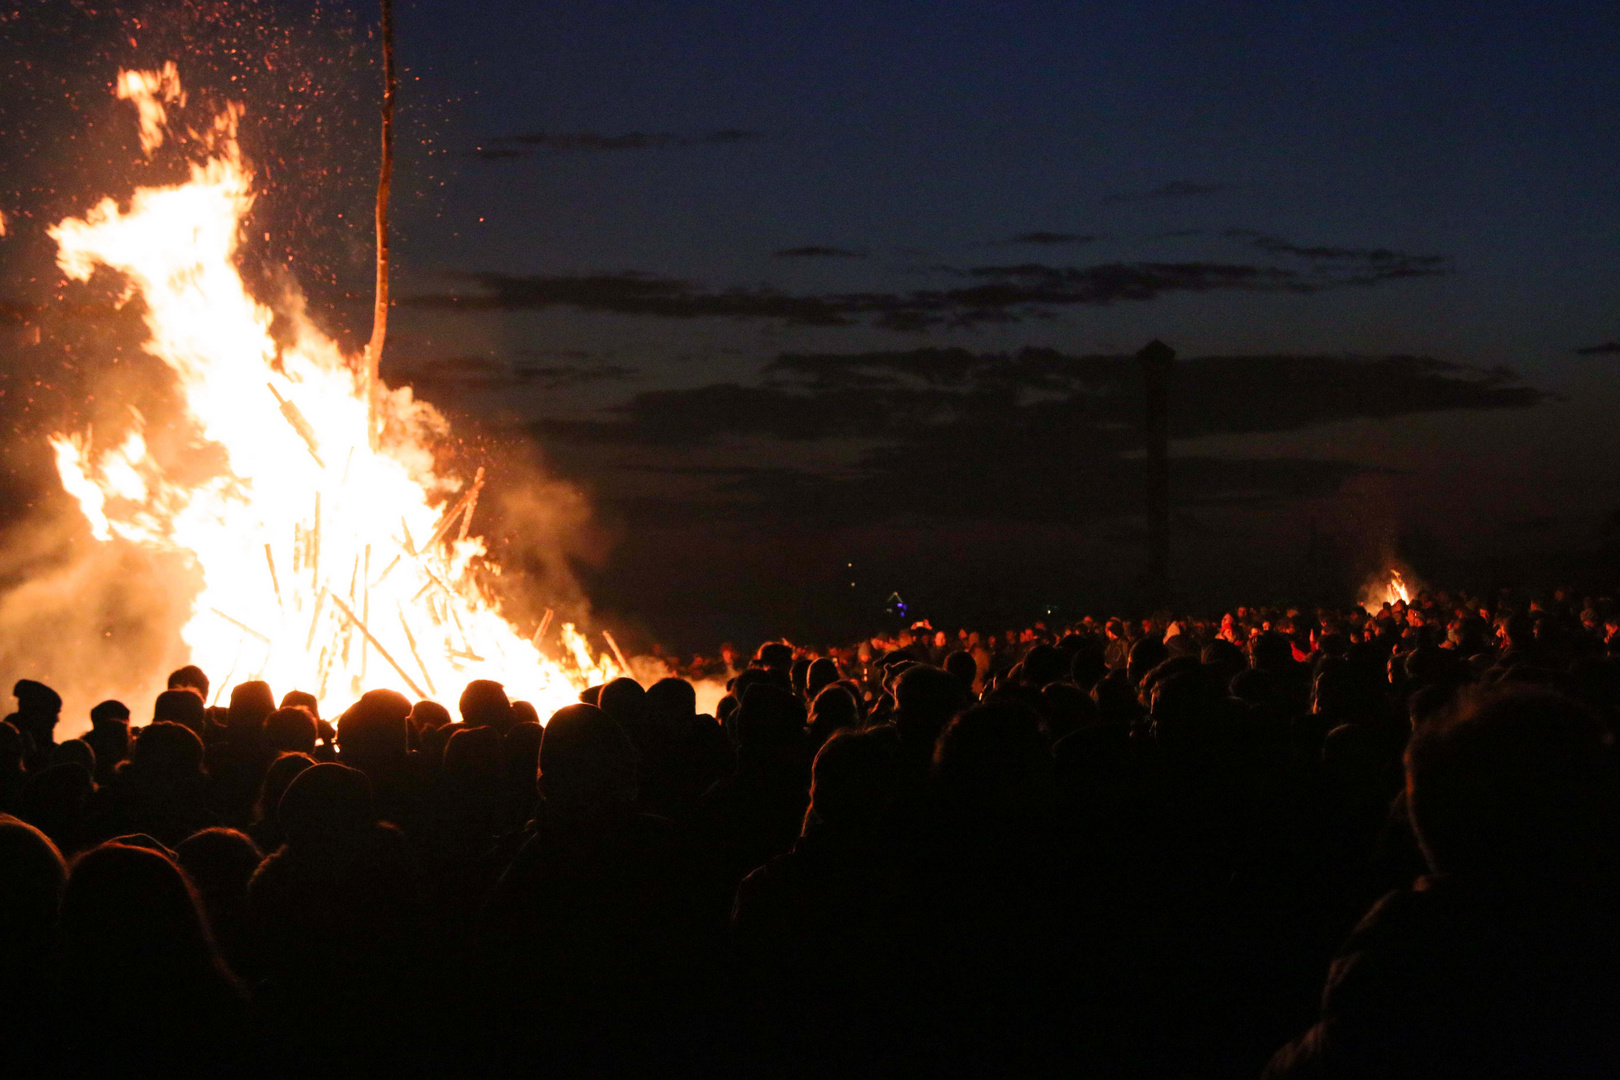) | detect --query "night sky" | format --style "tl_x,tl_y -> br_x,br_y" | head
3,1 -> 1618,651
